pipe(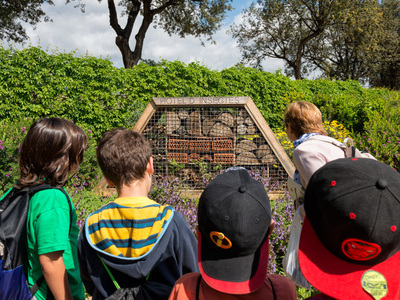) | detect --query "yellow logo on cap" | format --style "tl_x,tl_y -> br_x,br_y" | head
210,231 -> 232,249
361,270 -> 388,300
